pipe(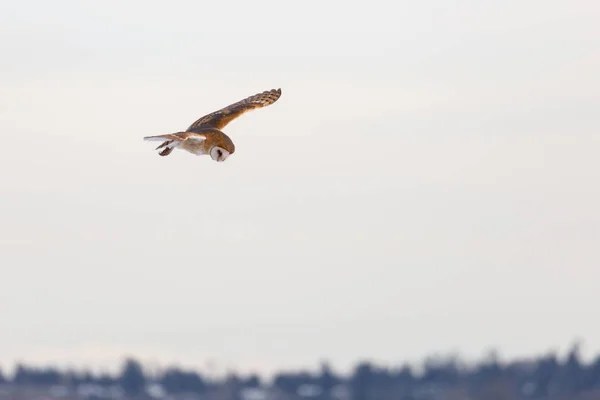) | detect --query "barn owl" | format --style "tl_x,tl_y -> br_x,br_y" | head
143,88 -> 282,162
